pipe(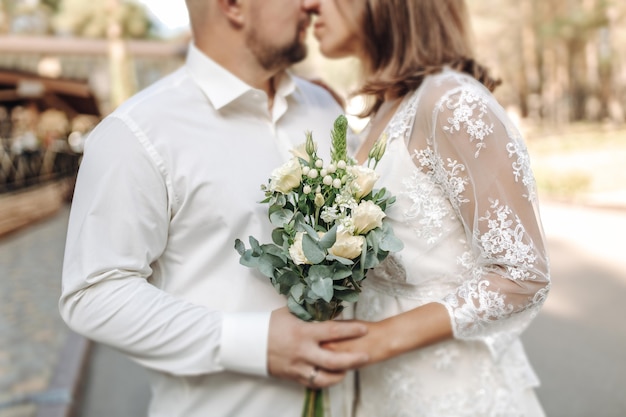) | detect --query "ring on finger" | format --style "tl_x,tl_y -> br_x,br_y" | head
308,367 -> 319,386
